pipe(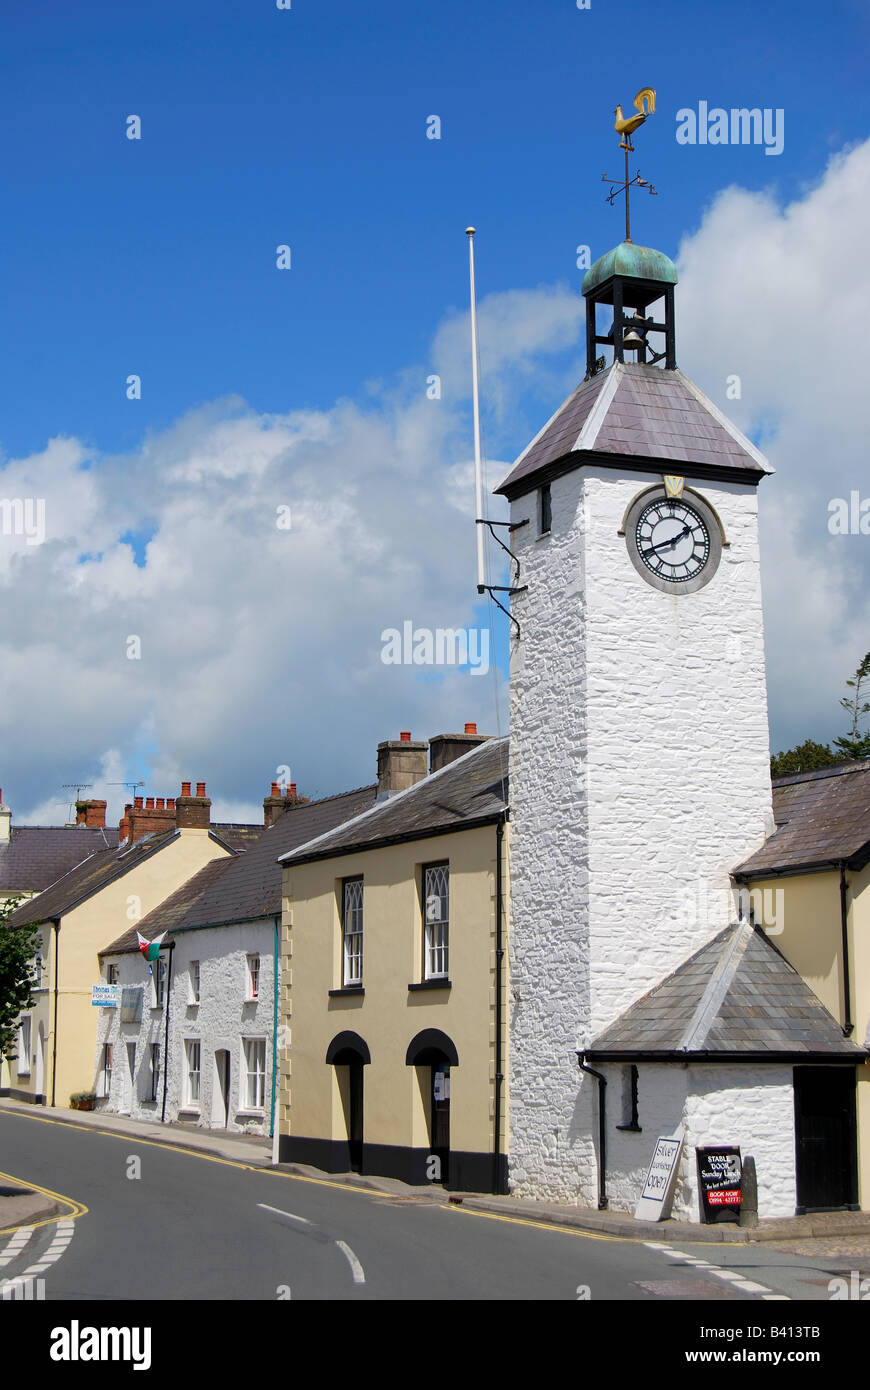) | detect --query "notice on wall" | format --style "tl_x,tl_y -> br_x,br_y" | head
120,986 -> 143,1023
635,1129 -> 685,1221
91,984 -> 119,1008
696,1146 -> 742,1224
